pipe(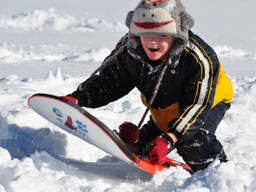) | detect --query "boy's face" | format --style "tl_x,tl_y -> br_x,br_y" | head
140,35 -> 175,61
